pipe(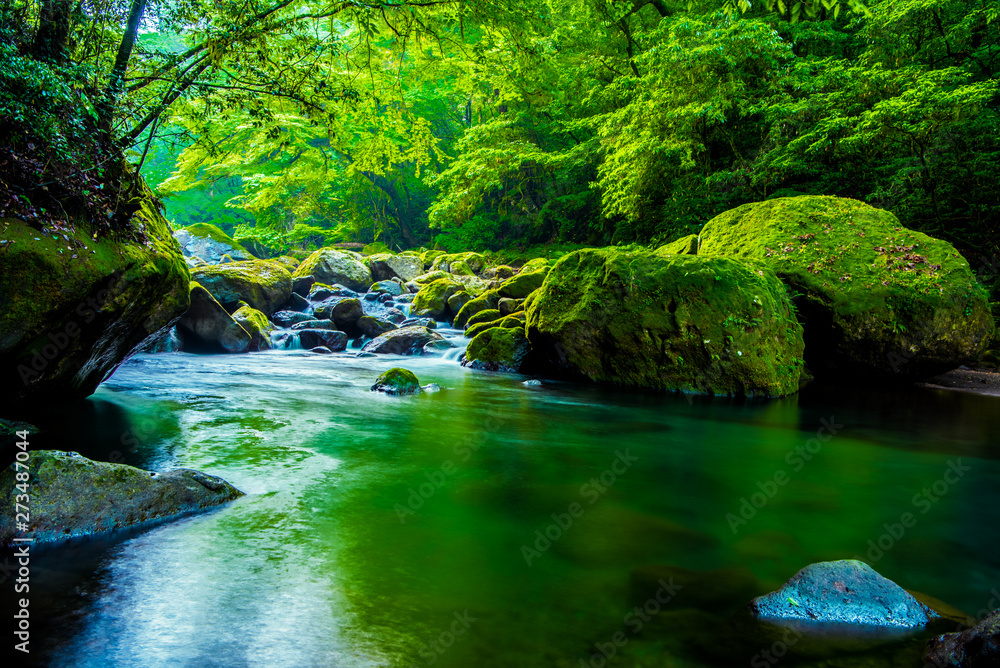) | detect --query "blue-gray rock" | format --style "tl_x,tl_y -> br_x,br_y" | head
285,292 -> 310,312
750,560 -> 940,630
291,319 -> 339,331
925,610 -> 1000,667
362,326 -> 447,355
369,280 -> 404,296
0,451 -> 243,546
272,310 -> 315,327
401,317 -> 436,329
308,283 -> 358,301
297,329 -> 348,351
357,315 -> 398,338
